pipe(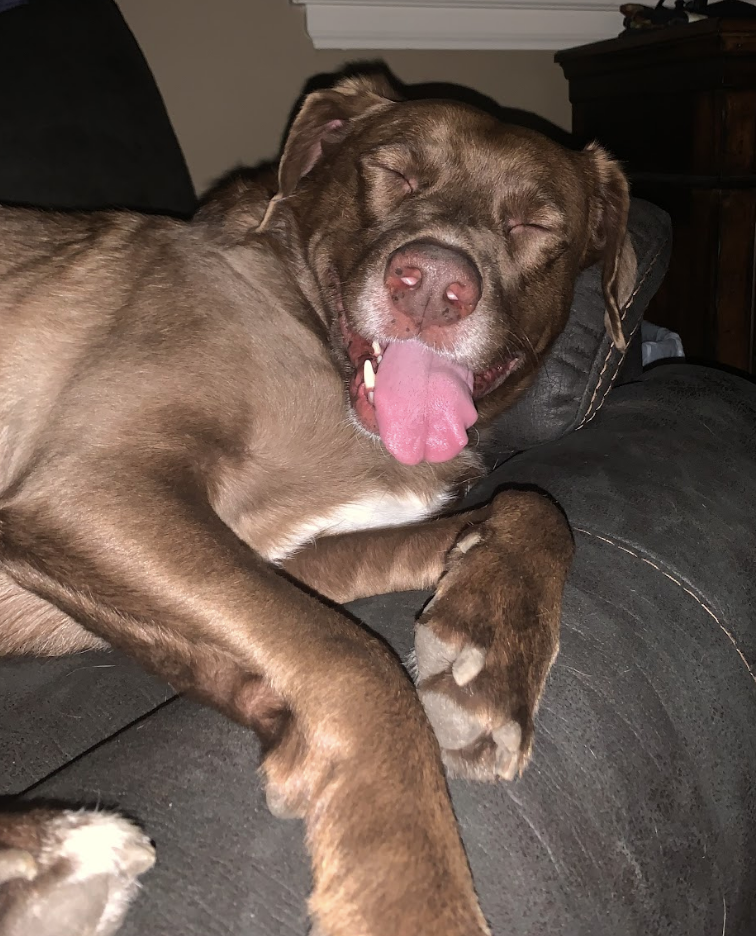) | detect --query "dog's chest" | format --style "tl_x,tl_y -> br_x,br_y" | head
264,487 -> 453,563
